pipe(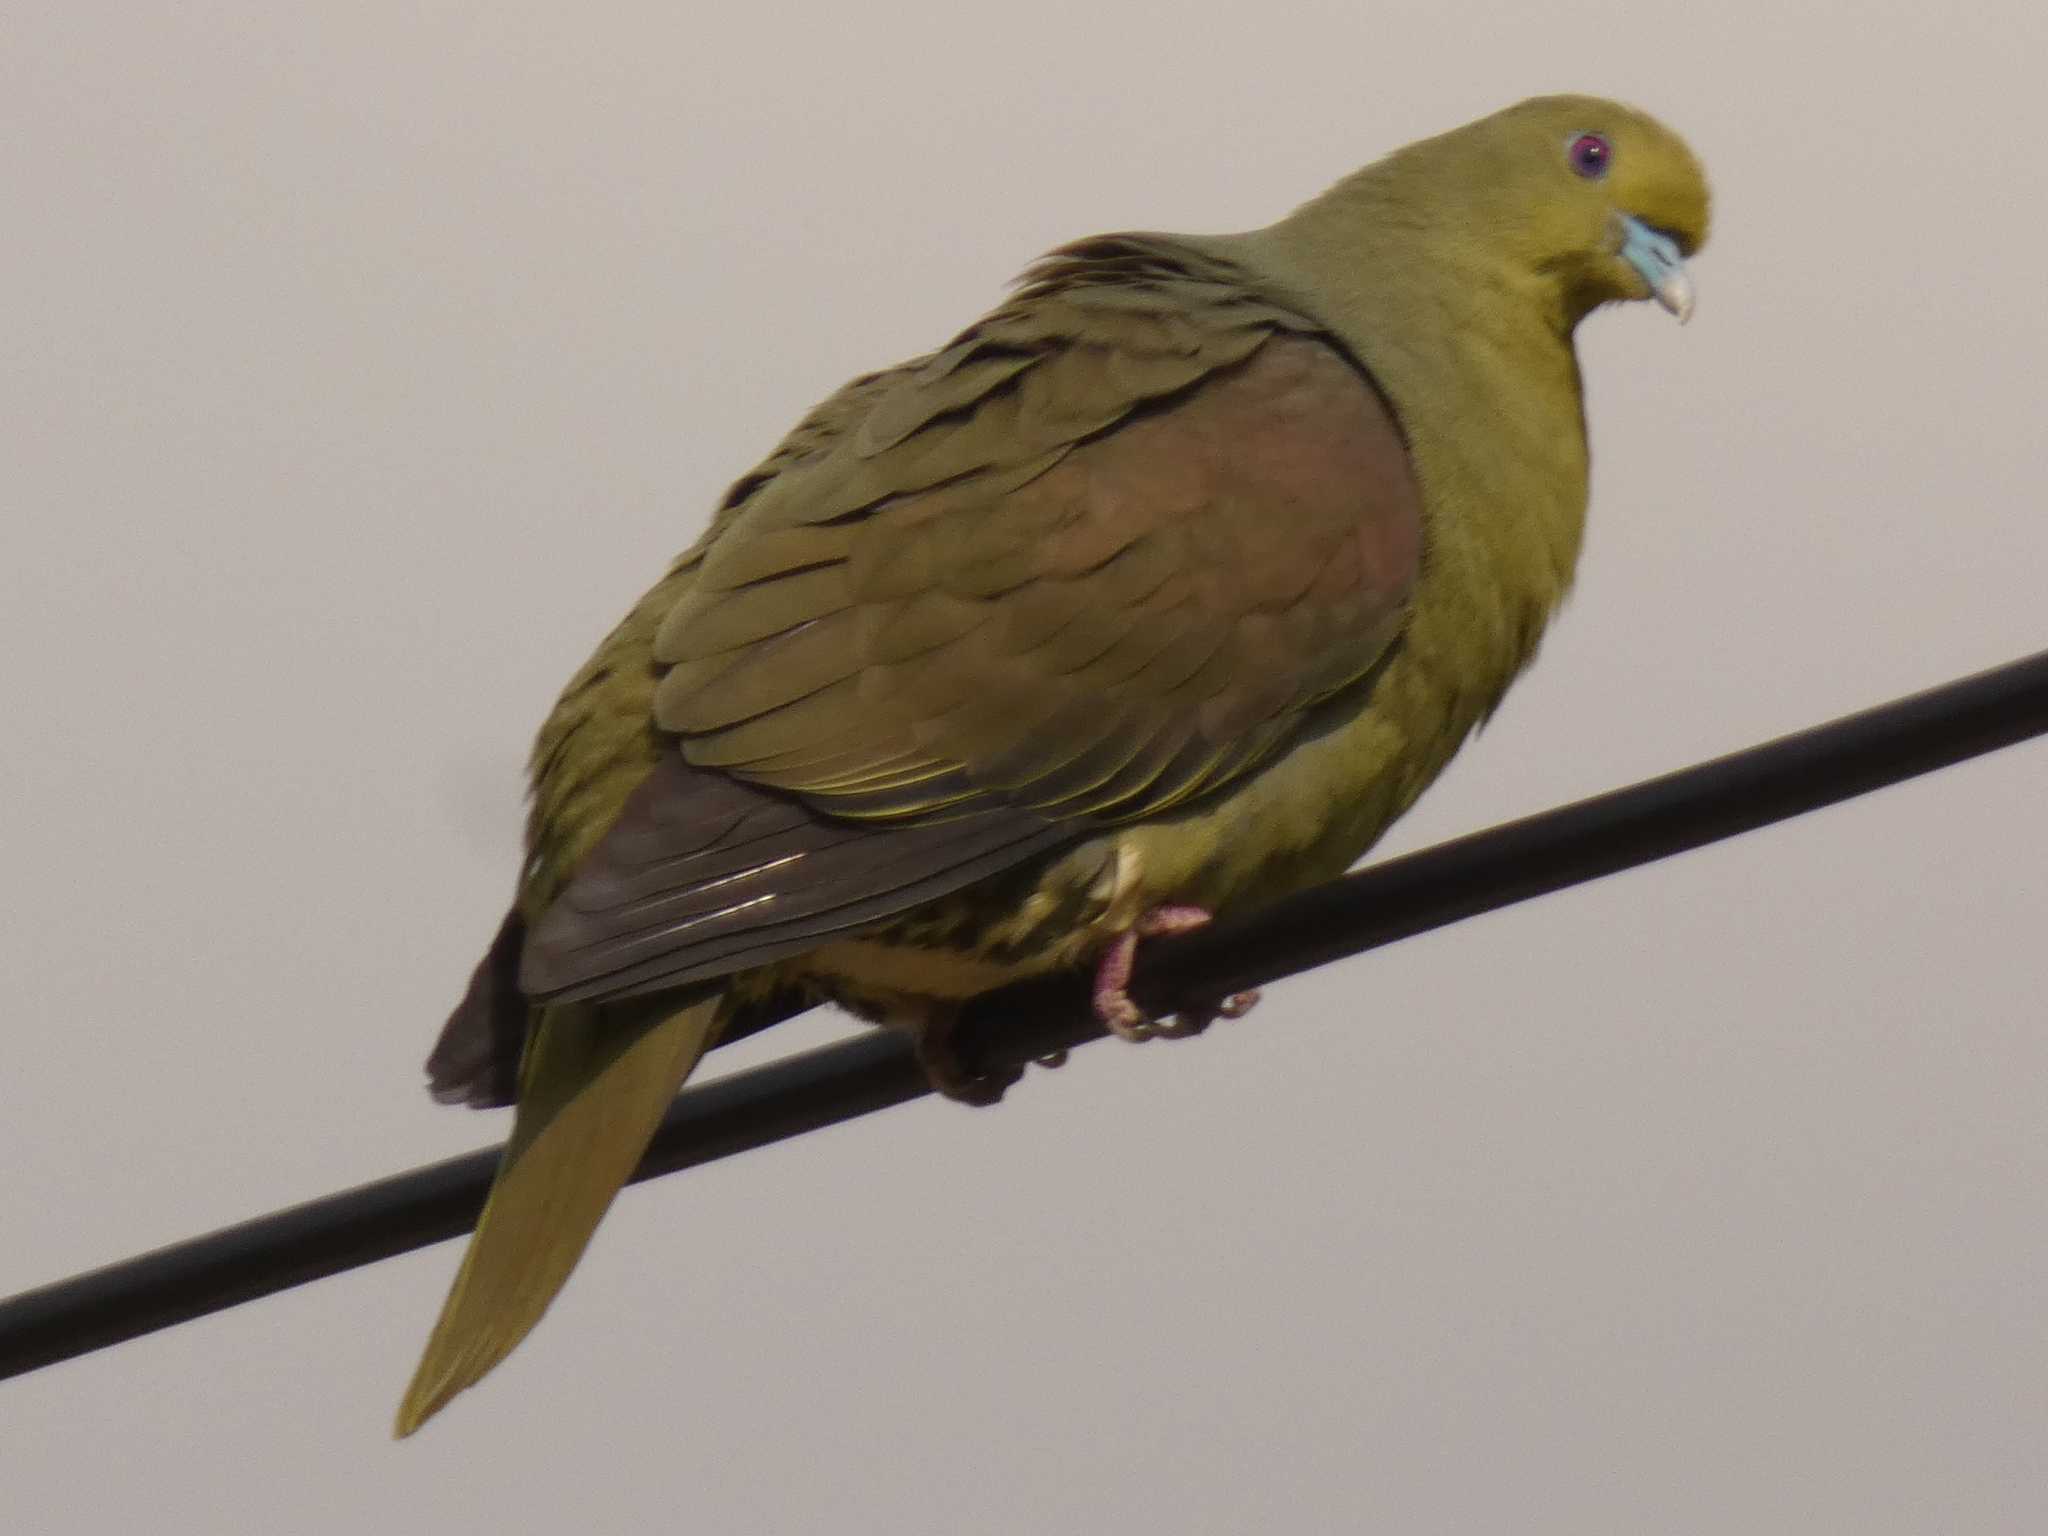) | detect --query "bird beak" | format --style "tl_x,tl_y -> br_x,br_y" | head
1618,215 -> 1695,323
